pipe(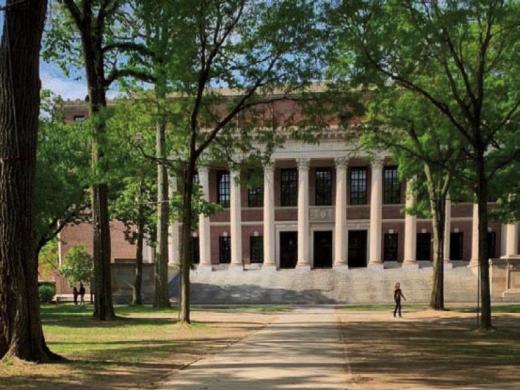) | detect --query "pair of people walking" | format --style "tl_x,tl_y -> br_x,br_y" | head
72,282 -> 86,305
